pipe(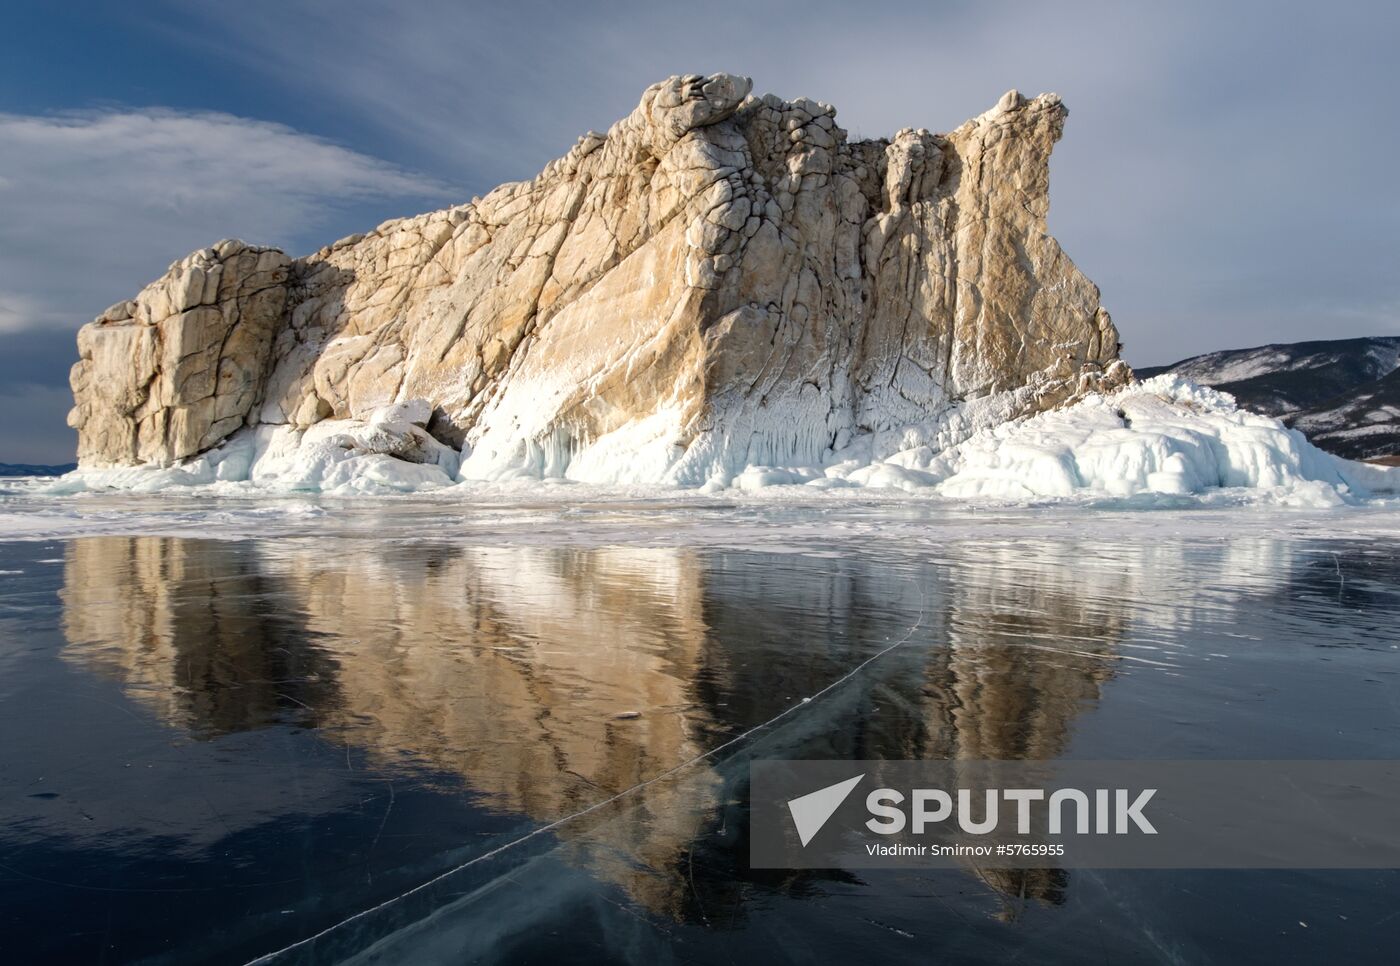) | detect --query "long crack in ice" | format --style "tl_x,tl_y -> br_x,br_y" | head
242,580 -> 928,965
